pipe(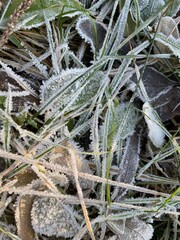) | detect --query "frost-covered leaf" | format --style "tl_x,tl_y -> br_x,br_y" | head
0,60 -> 38,98
155,16 -> 179,57
127,67 -> 180,121
108,0 -> 131,53
41,68 -> 106,113
116,127 -> 141,200
164,0 -> 180,16
31,196 -> 80,238
131,0 -> 165,21
154,33 -> 180,58
13,169 -> 37,240
76,16 -> 107,52
100,102 -> 139,145
2,0 -> 84,30
132,0 -> 180,21
0,71 -> 39,112
2,86 -> 12,152
156,16 -> 179,39
107,217 -> 154,240
50,141 -> 93,190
